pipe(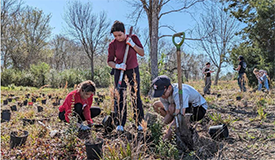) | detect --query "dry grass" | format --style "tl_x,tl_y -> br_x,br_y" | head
1,80 -> 275,159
